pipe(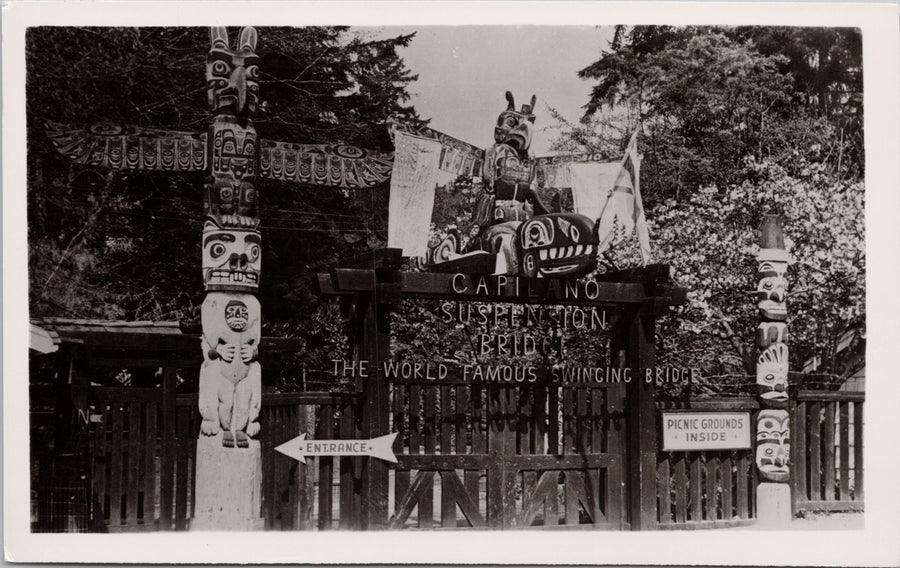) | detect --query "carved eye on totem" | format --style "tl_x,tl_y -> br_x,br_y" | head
220,187 -> 233,201
764,447 -> 774,456
505,116 -> 518,127
764,373 -> 775,384
248,244 -> 260,262
521,219 -> 553,248
569,225 -> 580,242
210,242 -> 227,258
211,60 -> 230,76
763,281 -> 774,290
247,65 -> 259,80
